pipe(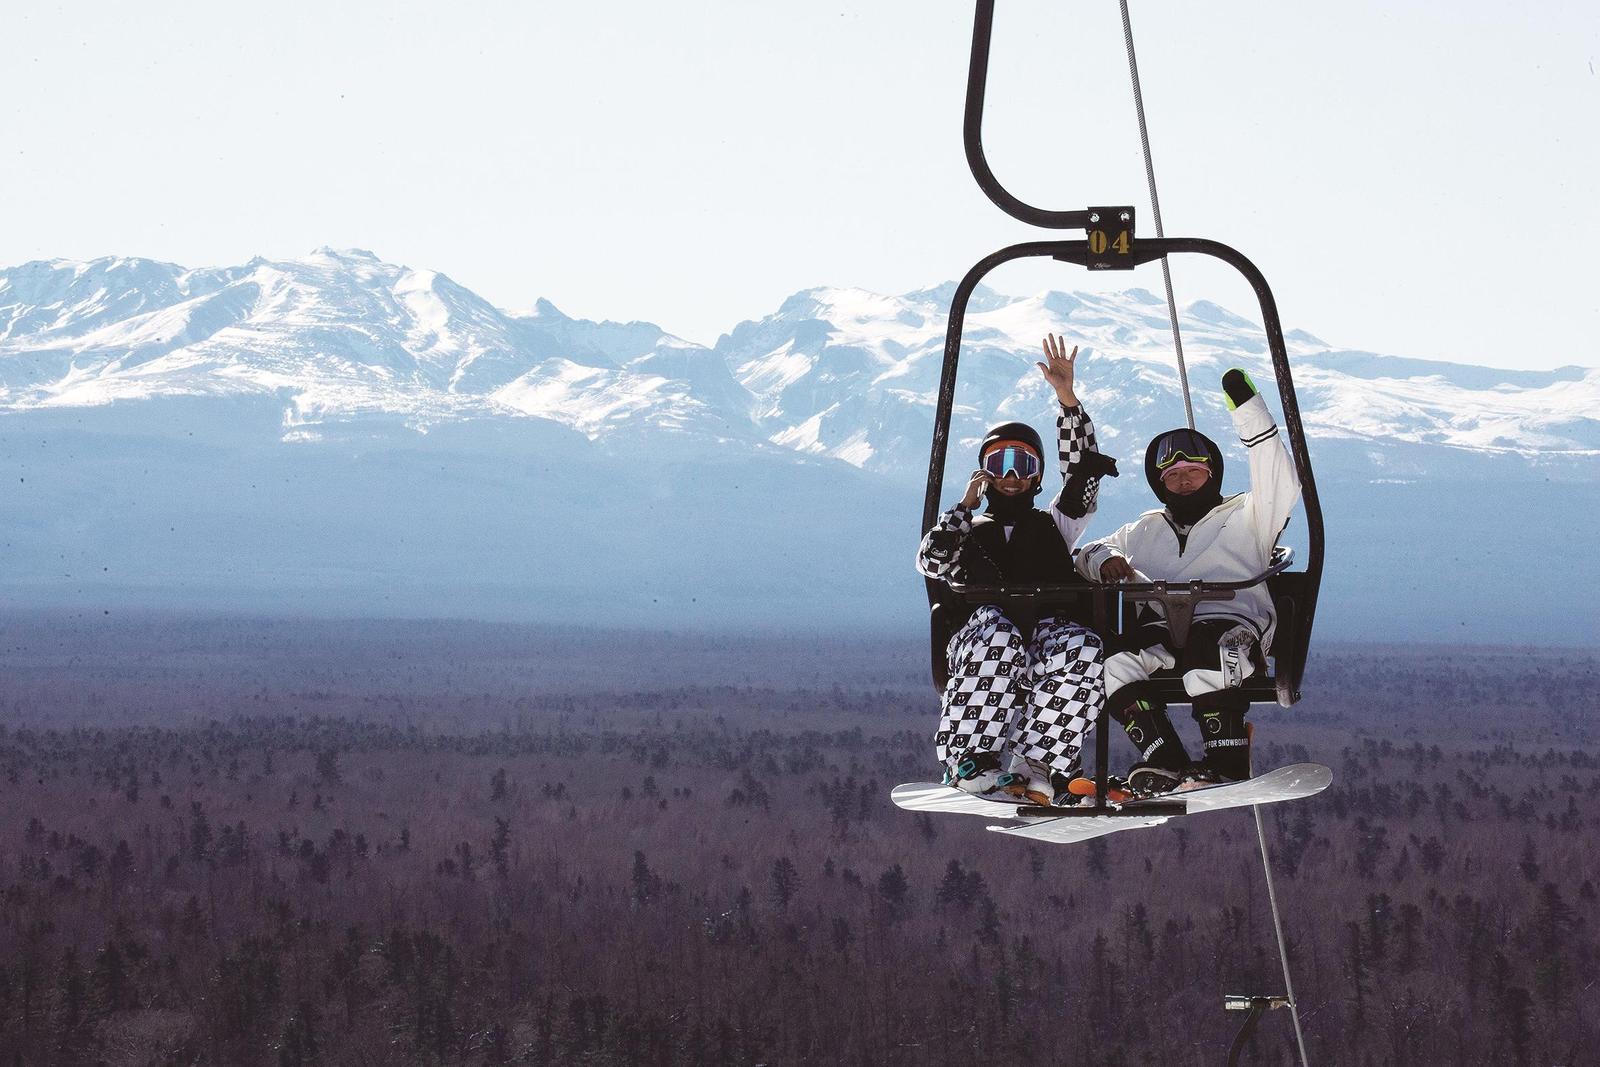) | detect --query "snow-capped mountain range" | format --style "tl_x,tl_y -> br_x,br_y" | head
2,250 -> 1595,643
